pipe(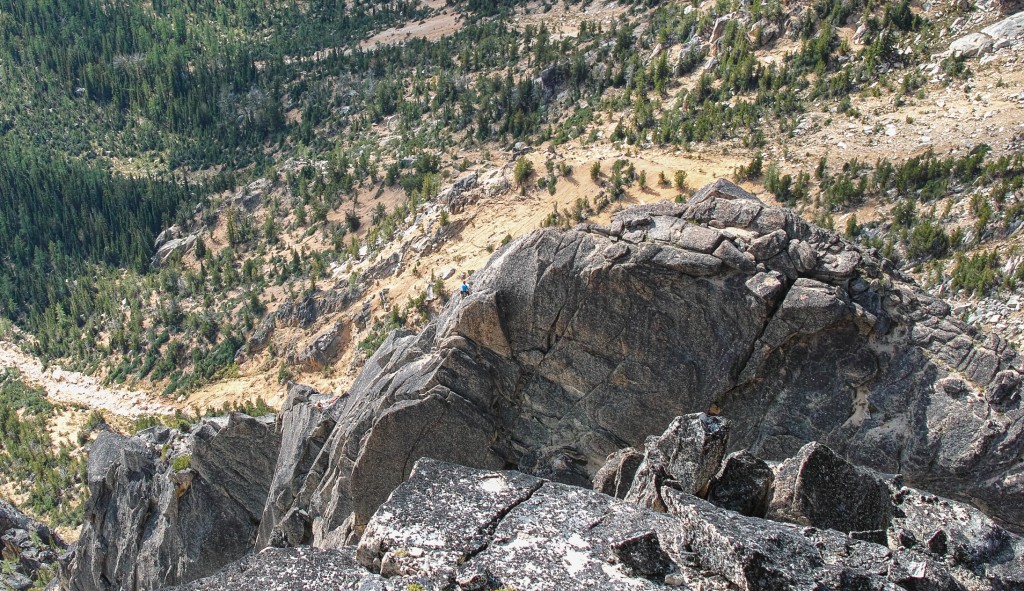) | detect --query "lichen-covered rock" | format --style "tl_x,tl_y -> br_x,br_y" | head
172,457 -> 1024,591
357,459 -> 691,590
356,459 -> 977,591
889,486 -> 1024,588
66,413 -> 281,591
356,456 -> 543,580
663,489 -> 957,591
706,450 -> 775,517
625,413 -> 730,511
166,547 -> 388,591
768,442 -> 894,535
